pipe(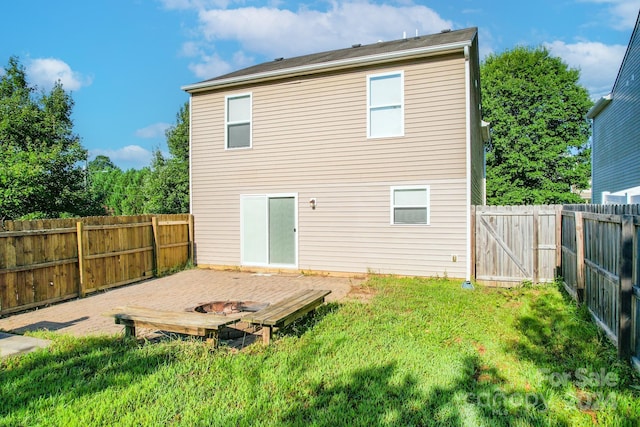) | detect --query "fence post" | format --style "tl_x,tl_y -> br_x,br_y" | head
152,216 -> 160,276
76,221 -> 87,297
555,206 -> 562,278
470,206 -> 476,281
533,206 -> 539,284
188,214 -> 195,266
618,215 -> 633,360
575,211 -> 585,302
